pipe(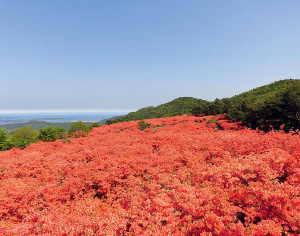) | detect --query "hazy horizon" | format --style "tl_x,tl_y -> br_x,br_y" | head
0,109 -> 135,115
